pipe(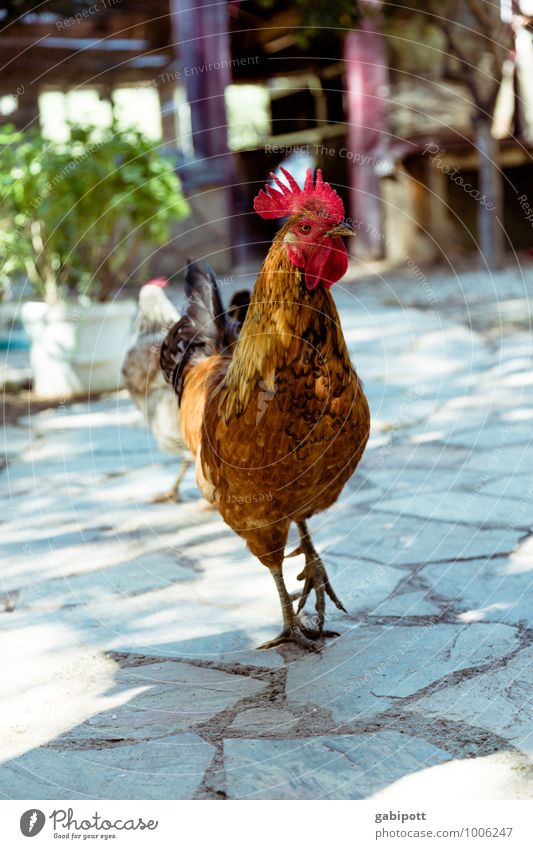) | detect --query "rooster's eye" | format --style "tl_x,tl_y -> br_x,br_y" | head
300,223 -> 312,233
